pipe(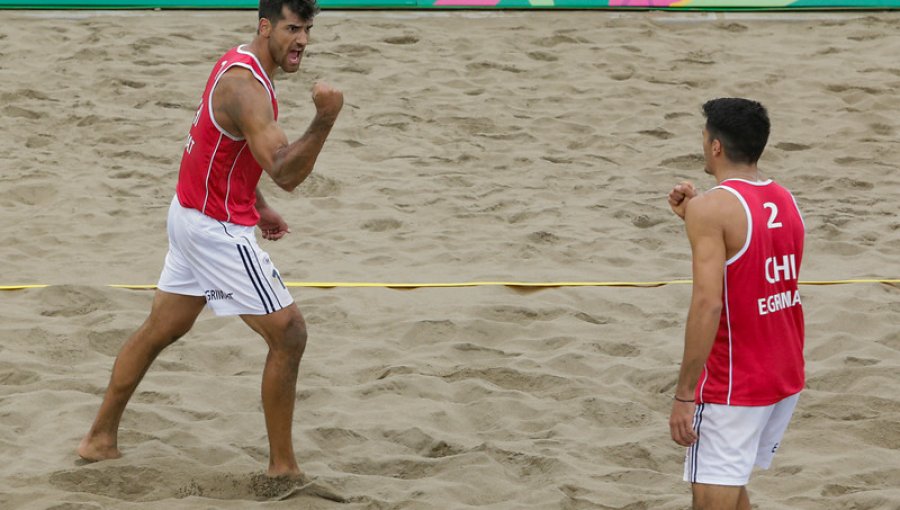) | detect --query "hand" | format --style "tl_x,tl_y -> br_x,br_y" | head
312,82 -> 343,120
669,399 -> 698,447
257,205 -> 290,241
668,181 -> 697,220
